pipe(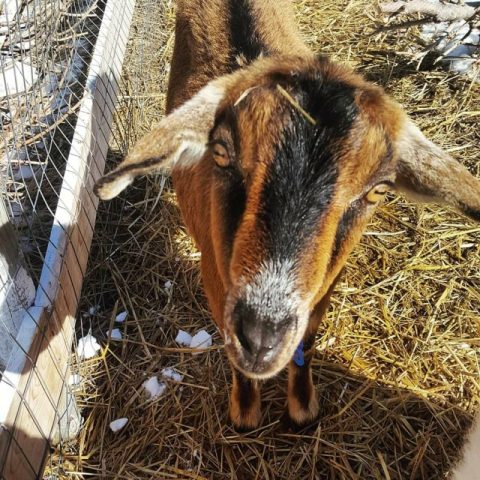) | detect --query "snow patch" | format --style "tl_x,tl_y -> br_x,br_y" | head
0,263 -> 36,367
13,164 -> 41,182
0,60 -> 39,97
420,11 -> 479,77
